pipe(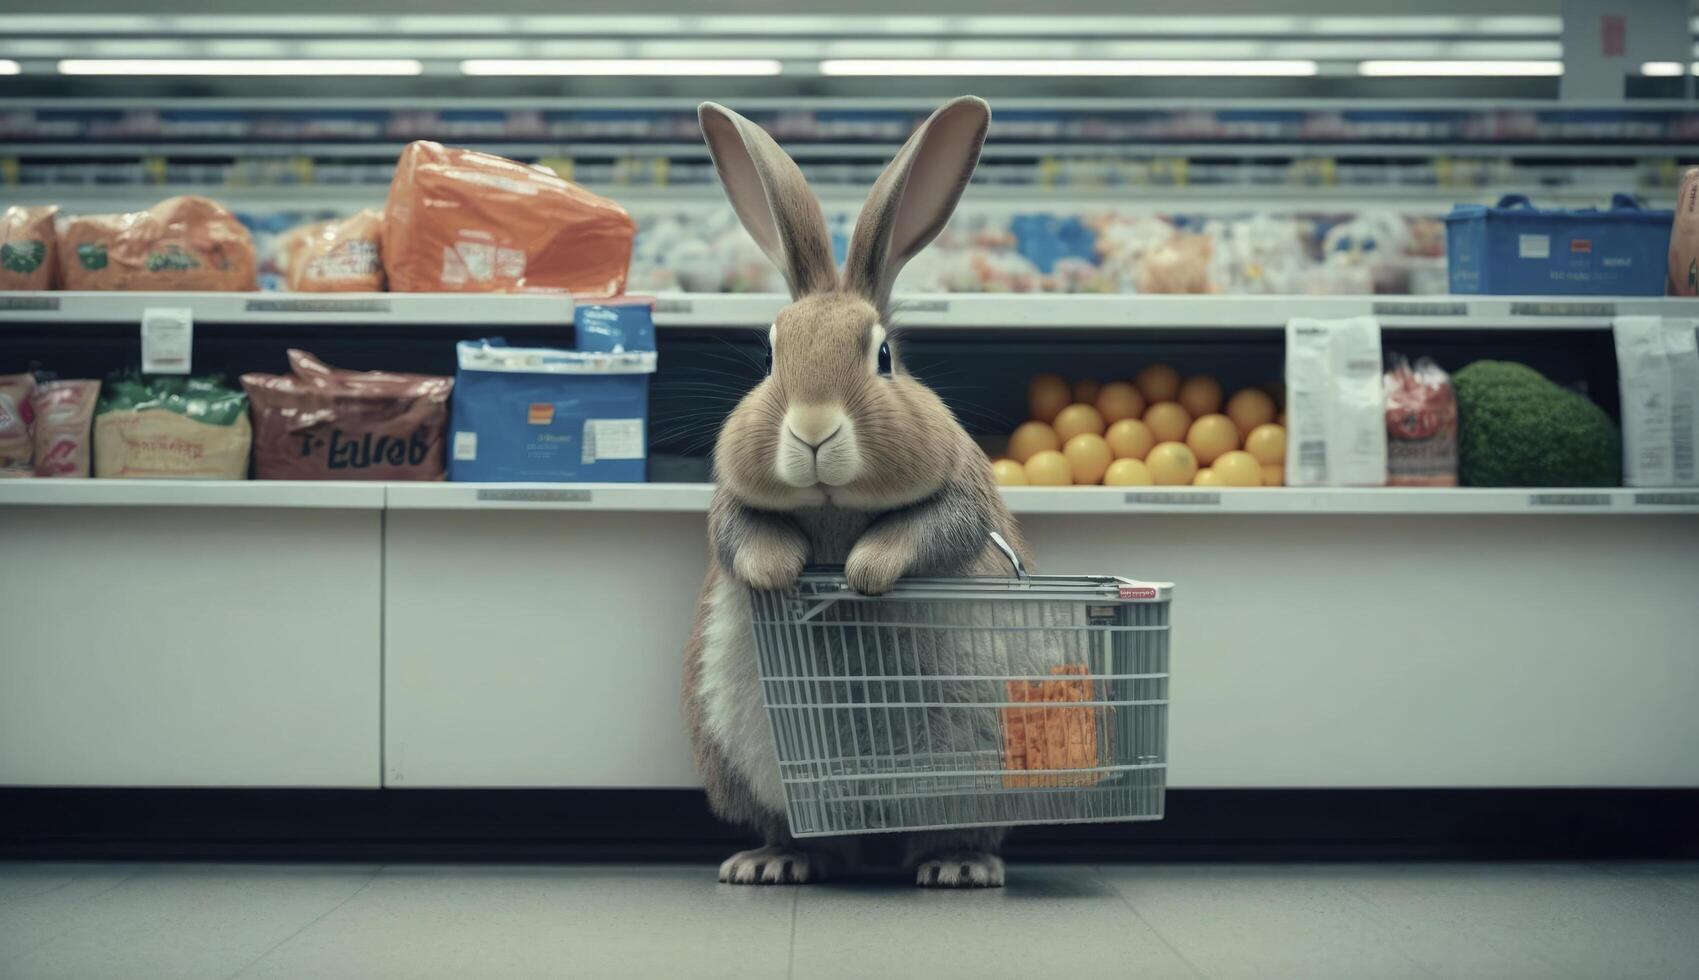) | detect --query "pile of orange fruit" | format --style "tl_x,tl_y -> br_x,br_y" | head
990,367 -> 1288,488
